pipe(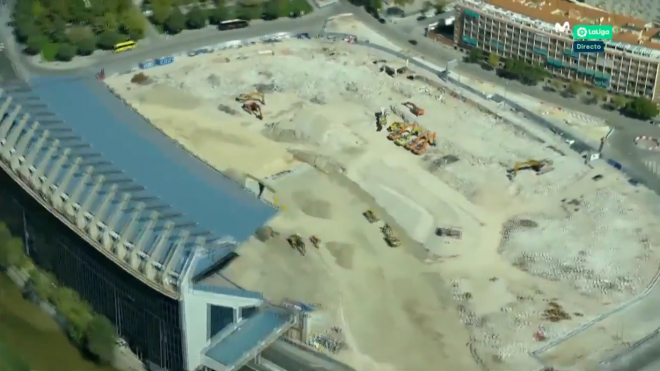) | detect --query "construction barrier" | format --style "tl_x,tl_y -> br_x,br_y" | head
155,56 -> 174,66
139,60 -> 155,69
